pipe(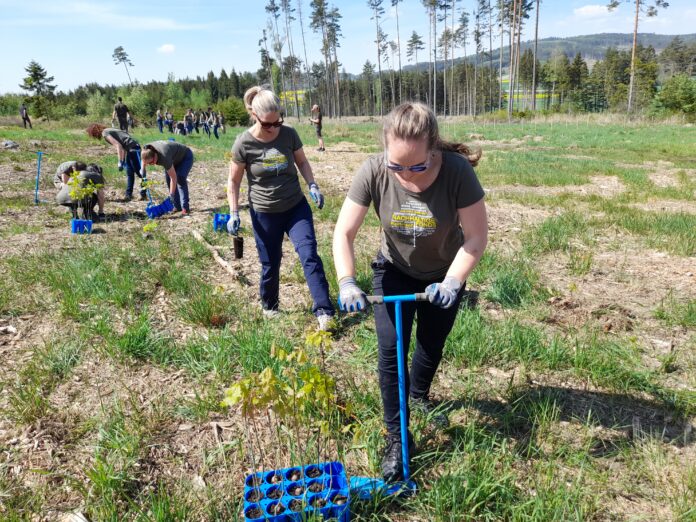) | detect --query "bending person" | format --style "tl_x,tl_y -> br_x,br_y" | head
141,140 -> 194,215
227,86 -> 334,330
332,102 -> 488,483
98,126 -> 146,201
